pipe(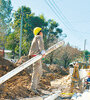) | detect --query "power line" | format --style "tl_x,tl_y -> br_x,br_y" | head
49,0 -> 73,31
52,0 -> 73,29
45,0 -> 72,31
50,0 -> 88,37
45,0 -> 88,47
45,0 -> 82,45
47,0 -> 89,39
